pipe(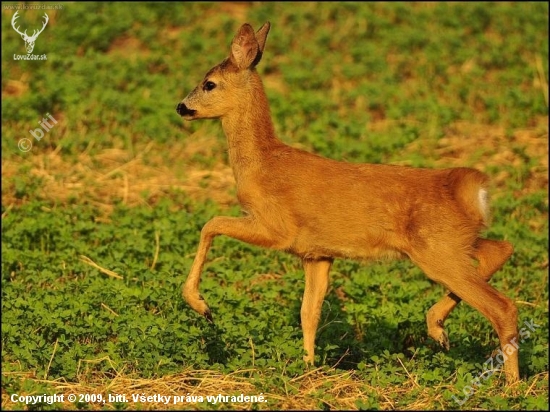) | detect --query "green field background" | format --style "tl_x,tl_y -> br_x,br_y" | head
2,2 -> 548,410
